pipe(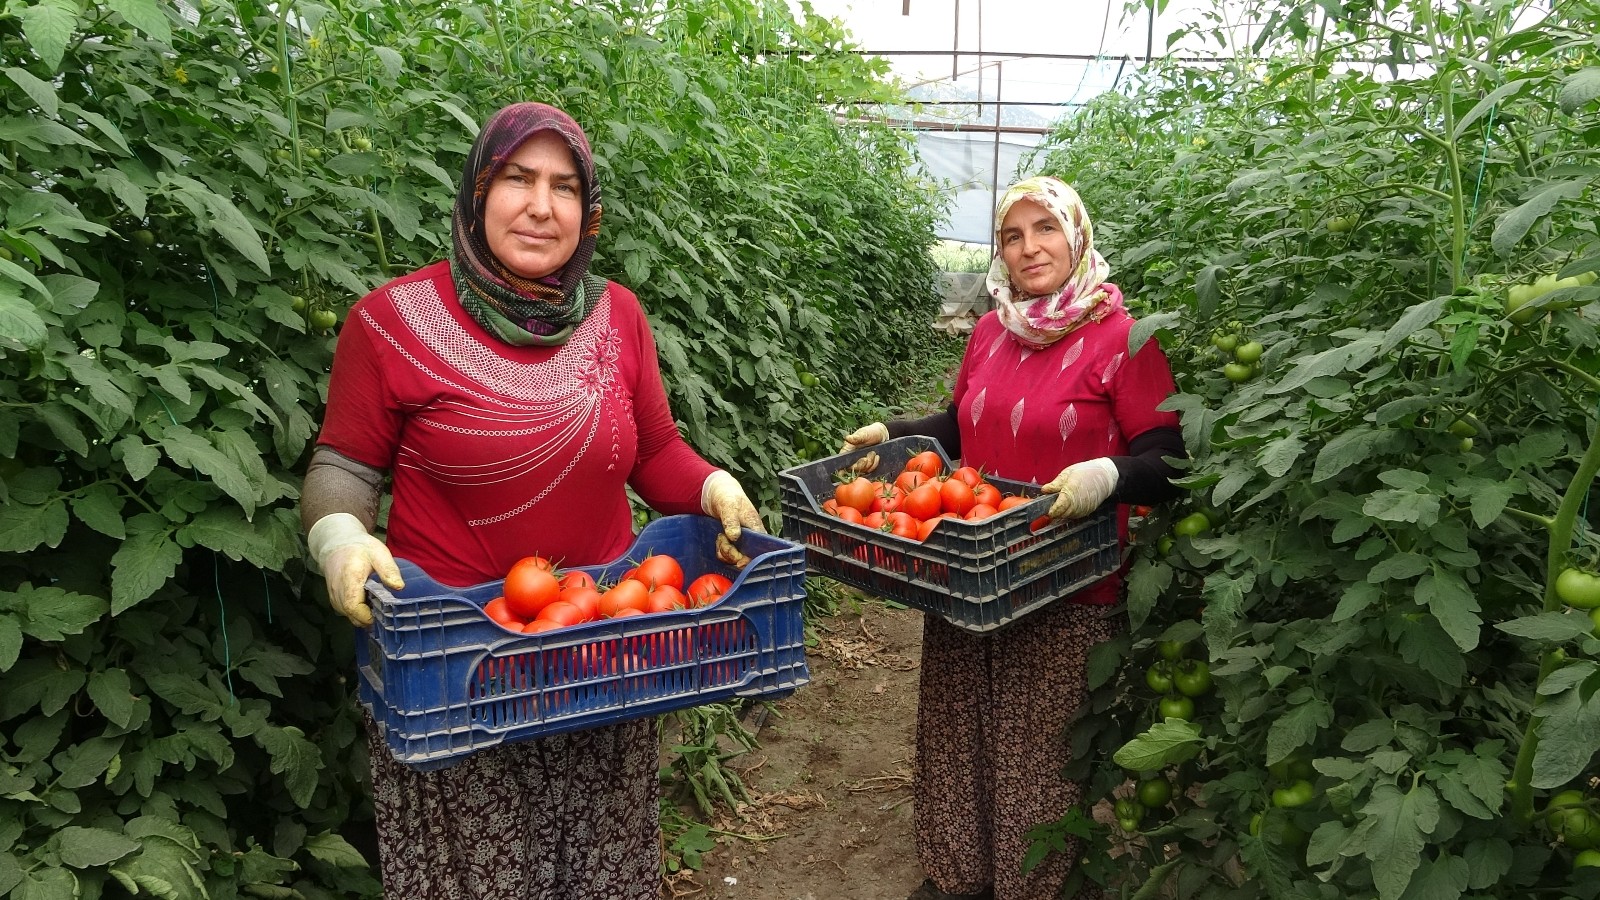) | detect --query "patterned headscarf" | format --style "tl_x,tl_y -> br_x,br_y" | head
986,176 -> 1123,349
450,102 -> 606,346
